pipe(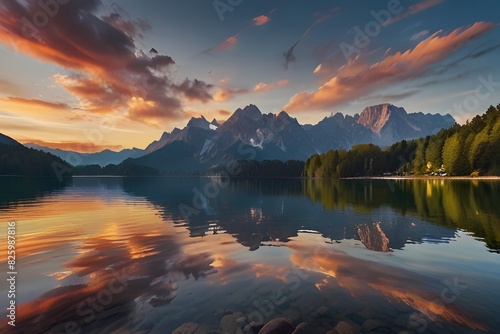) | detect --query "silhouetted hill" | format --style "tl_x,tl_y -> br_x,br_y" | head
0,134 -> 73,178
0,133 -> 20,146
